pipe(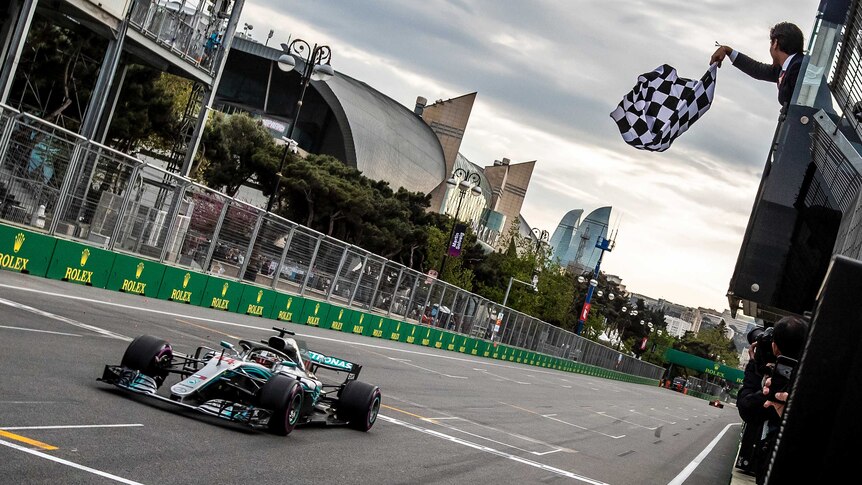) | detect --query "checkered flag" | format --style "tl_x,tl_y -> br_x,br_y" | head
610,64 -> 717,152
